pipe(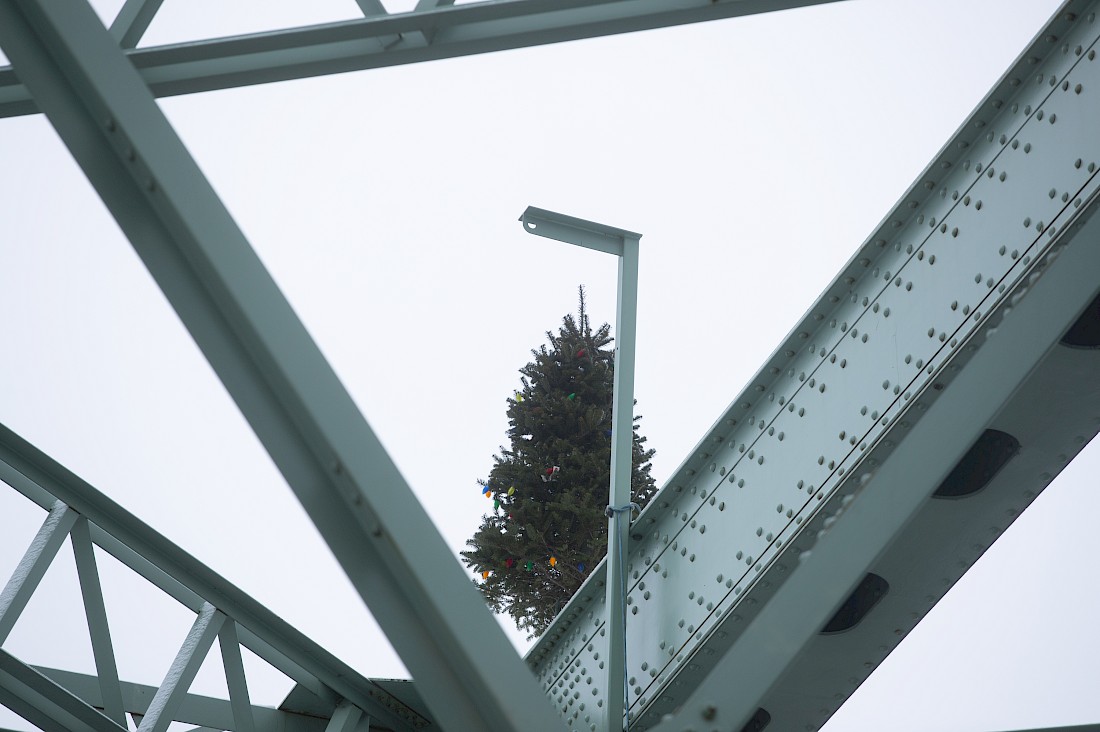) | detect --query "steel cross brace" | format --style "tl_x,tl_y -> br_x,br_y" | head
519,206 -> 643,732
5,663 -> 371,732
0,1 -> 564,730
0,420 -> 429,731
0,651 -> 126,732
0,0 -> 850,119
524,3 -> 1100,730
